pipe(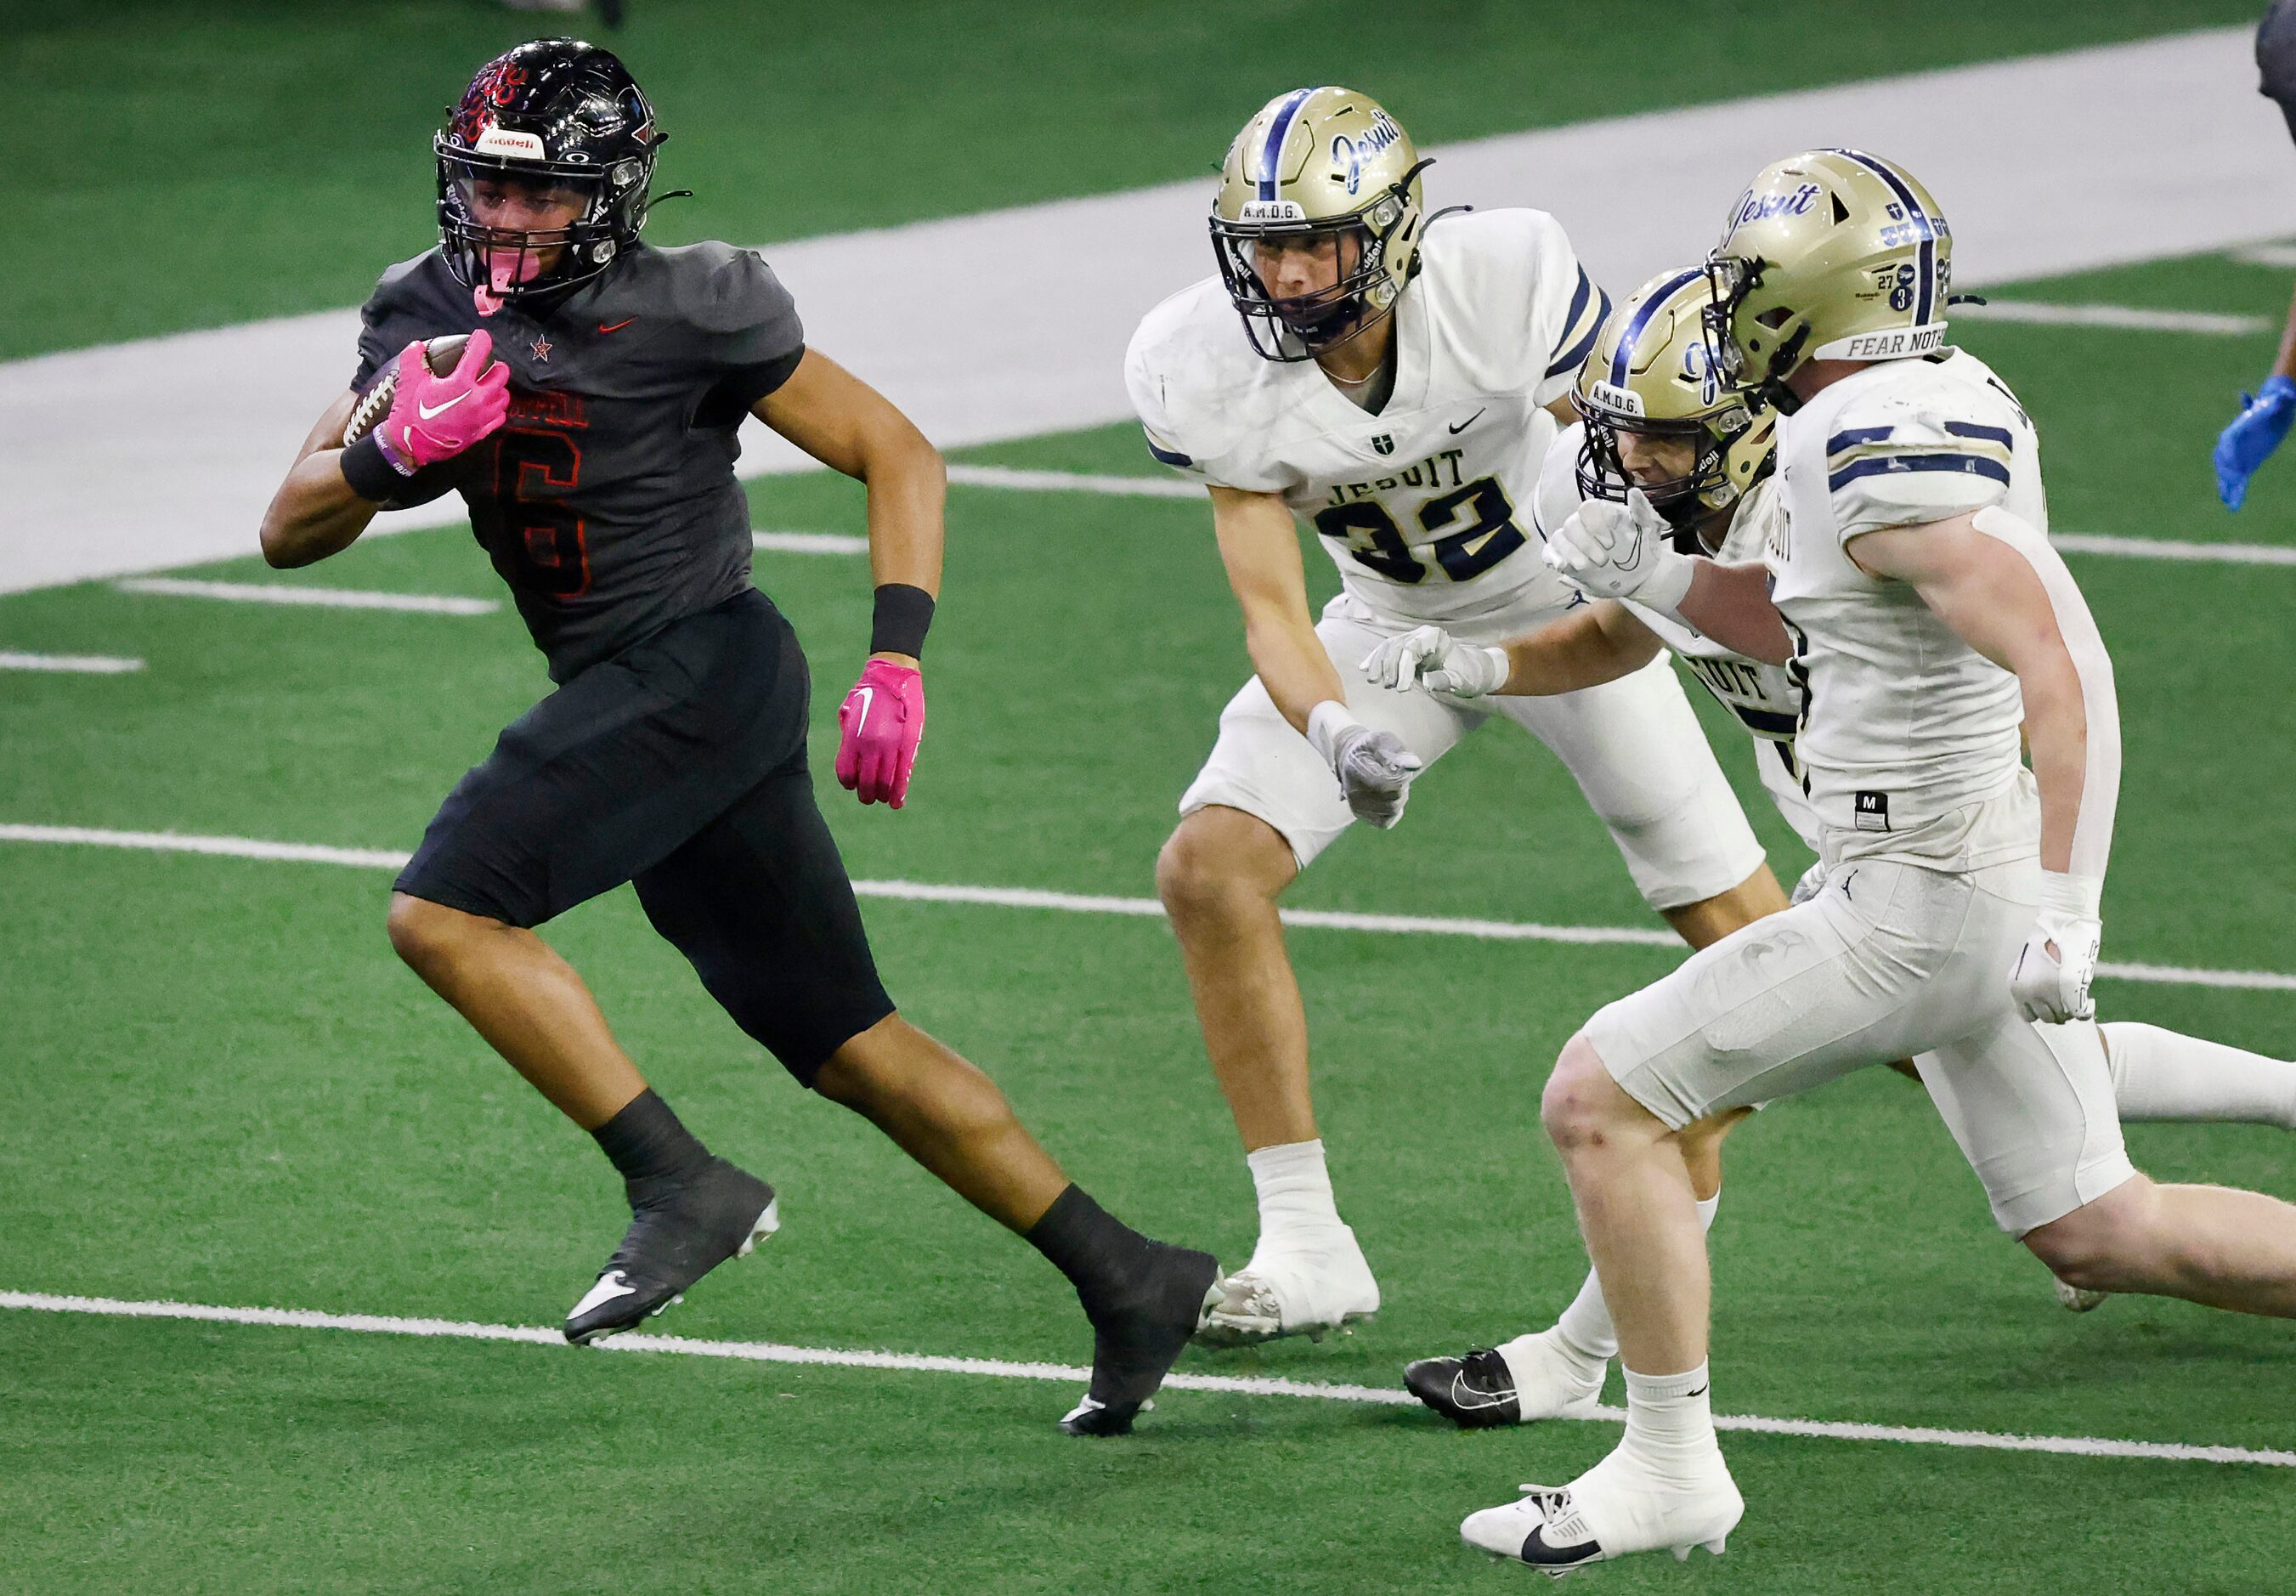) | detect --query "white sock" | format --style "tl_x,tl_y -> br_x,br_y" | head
1555,1191 -> 1722,1364
2103,1022 -> 2296,1130
1246,1139 -> 1347,1250
1619,1361 -> 1722,1483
